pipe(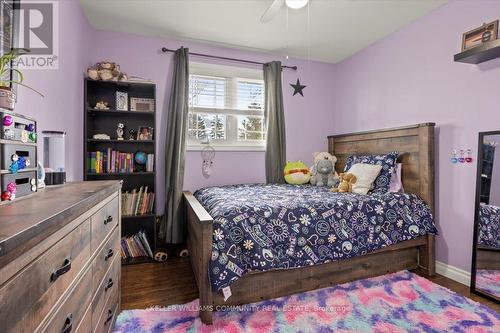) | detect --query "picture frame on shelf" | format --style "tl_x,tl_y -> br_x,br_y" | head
130,97 -> 154,112
461,20 -> 498,51
116,91 -> 128,111
137,126 -> 153,140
